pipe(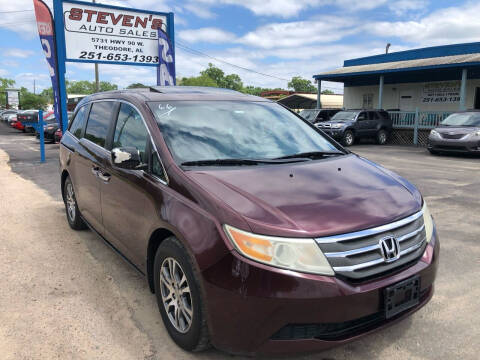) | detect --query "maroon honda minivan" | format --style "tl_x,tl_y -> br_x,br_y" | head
59,87 -> 439,355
